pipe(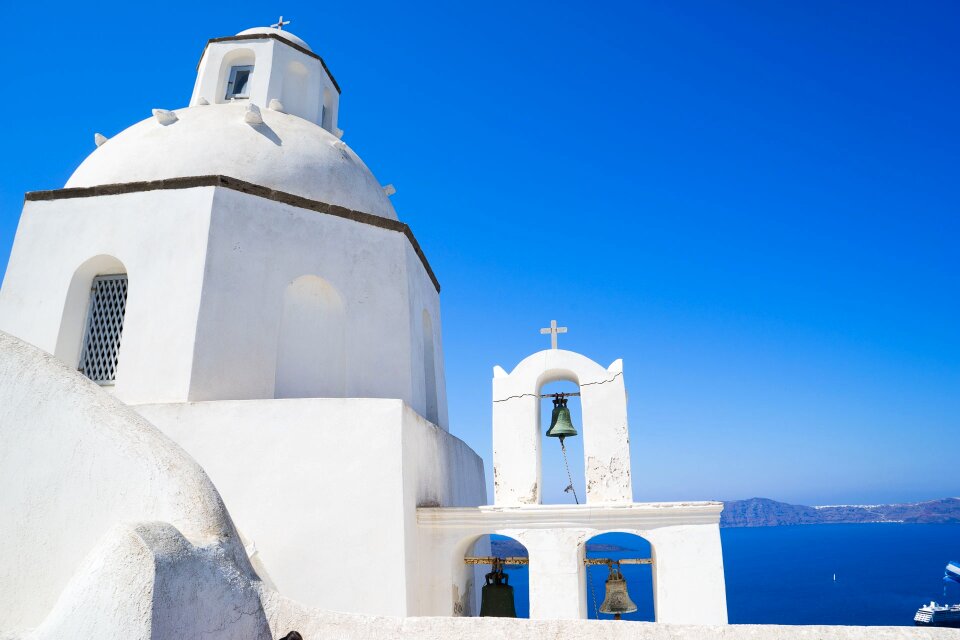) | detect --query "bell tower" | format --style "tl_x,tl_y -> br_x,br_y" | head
491,336 -> 632,506
190,24 -> 341,134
